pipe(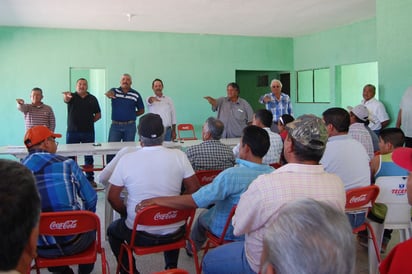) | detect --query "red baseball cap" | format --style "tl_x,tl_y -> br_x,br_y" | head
392,147 -> 412,172
24,125 -> 62,148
